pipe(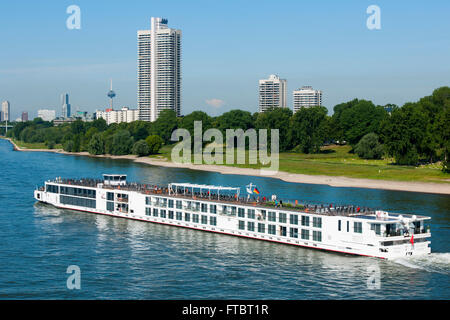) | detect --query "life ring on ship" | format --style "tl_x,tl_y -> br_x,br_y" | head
305,208 -> 309,212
